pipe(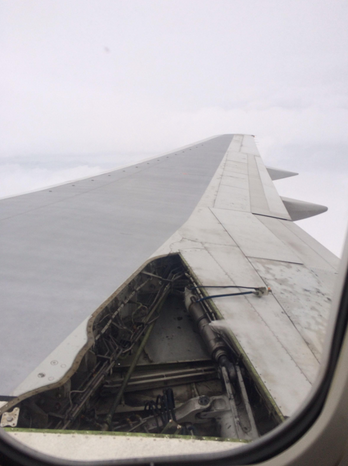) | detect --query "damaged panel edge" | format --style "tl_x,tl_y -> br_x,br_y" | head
1,253 -> 281,441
